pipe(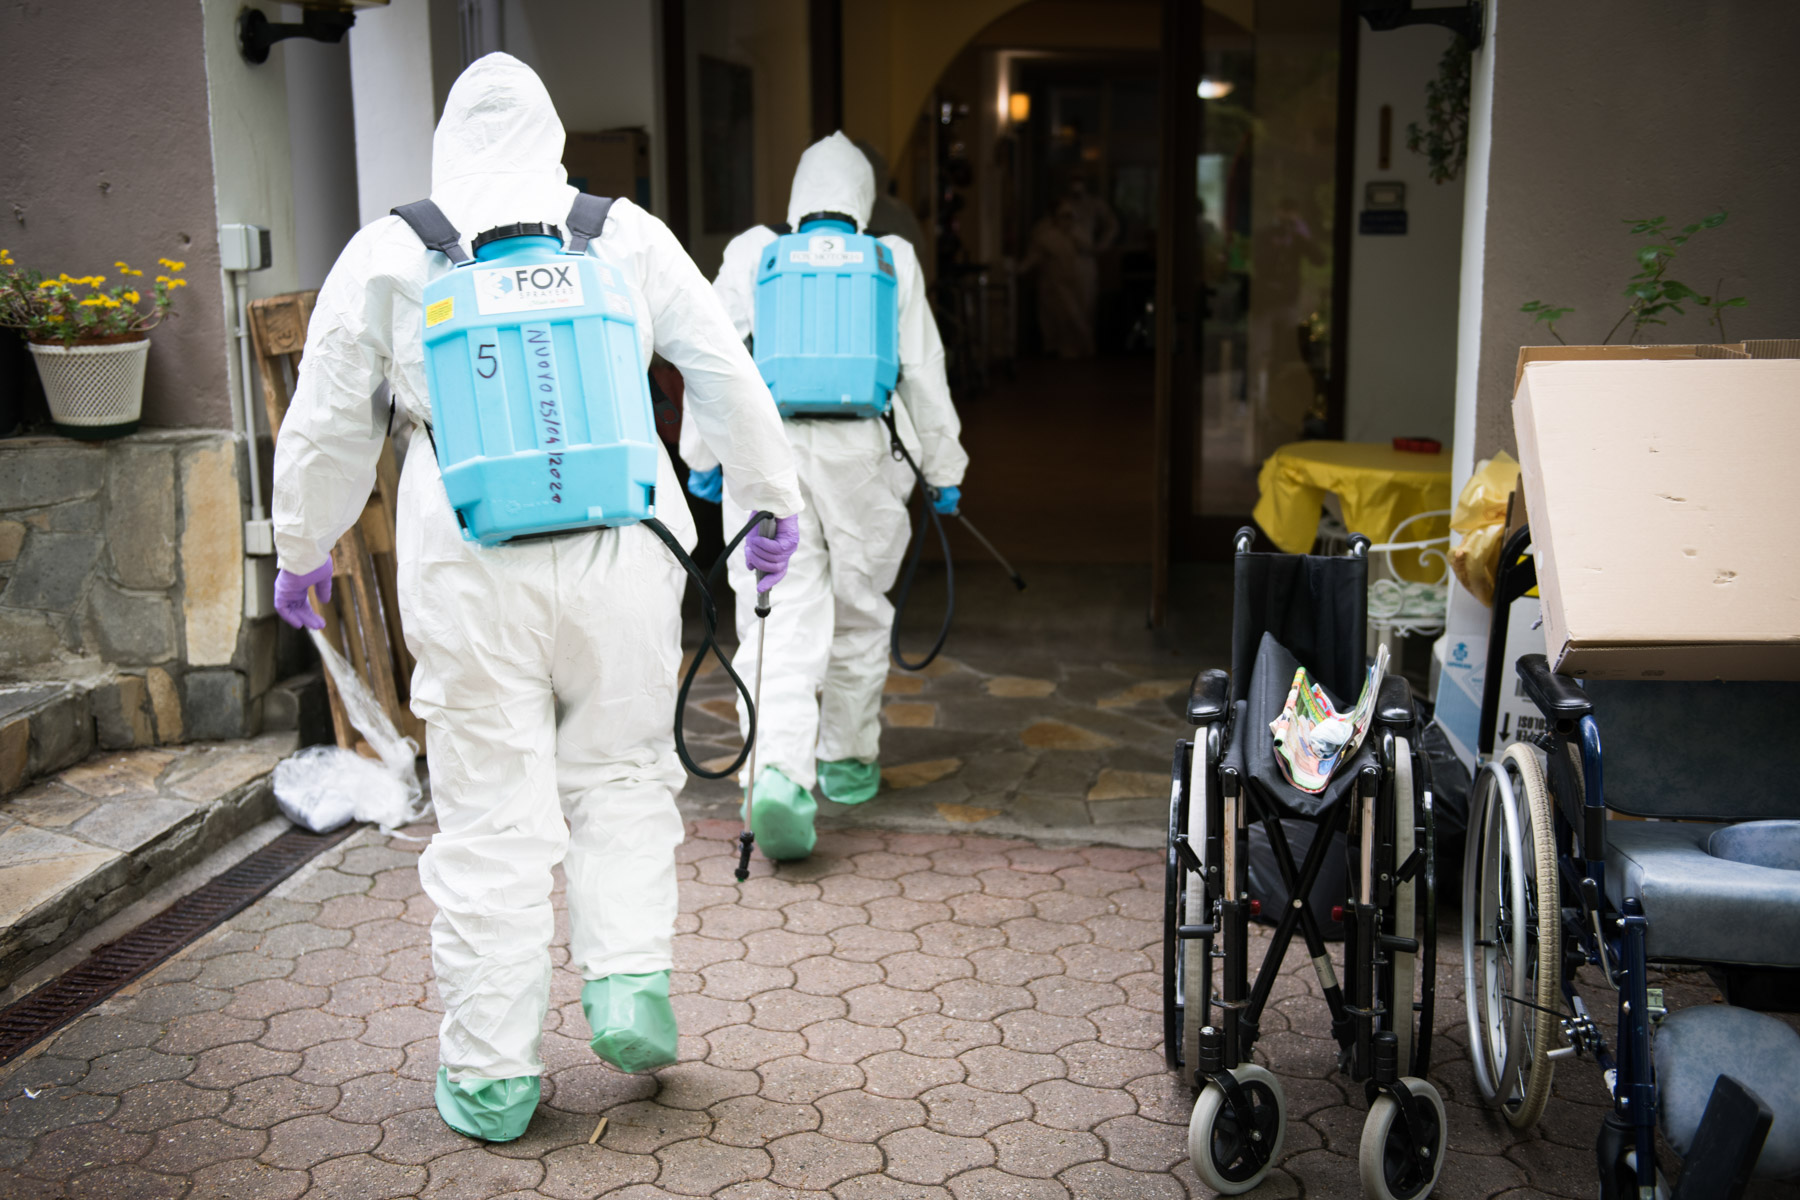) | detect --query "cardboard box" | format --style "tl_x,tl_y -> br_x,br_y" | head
1512,349 -> 1800,679
564,129 -> 651,209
